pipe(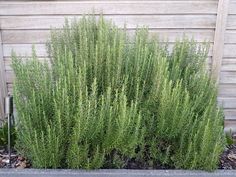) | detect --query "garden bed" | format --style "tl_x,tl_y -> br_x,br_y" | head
1,144 -> 236,170
219,144 -> 236,169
